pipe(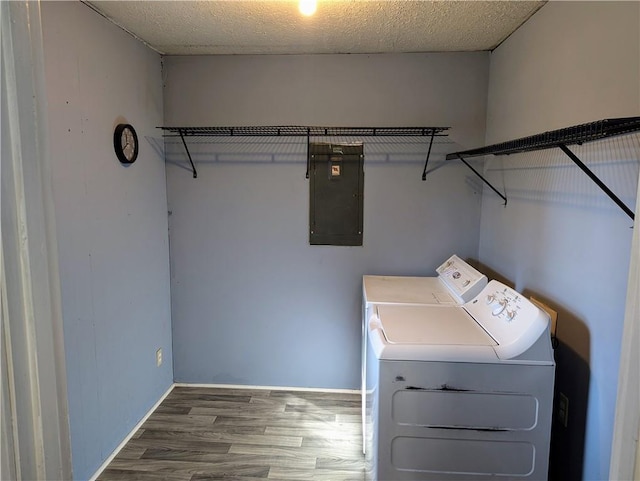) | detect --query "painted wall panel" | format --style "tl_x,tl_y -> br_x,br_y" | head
482,2 -> 640,480
41,2 -> 172,480
164,53 -> 489,388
